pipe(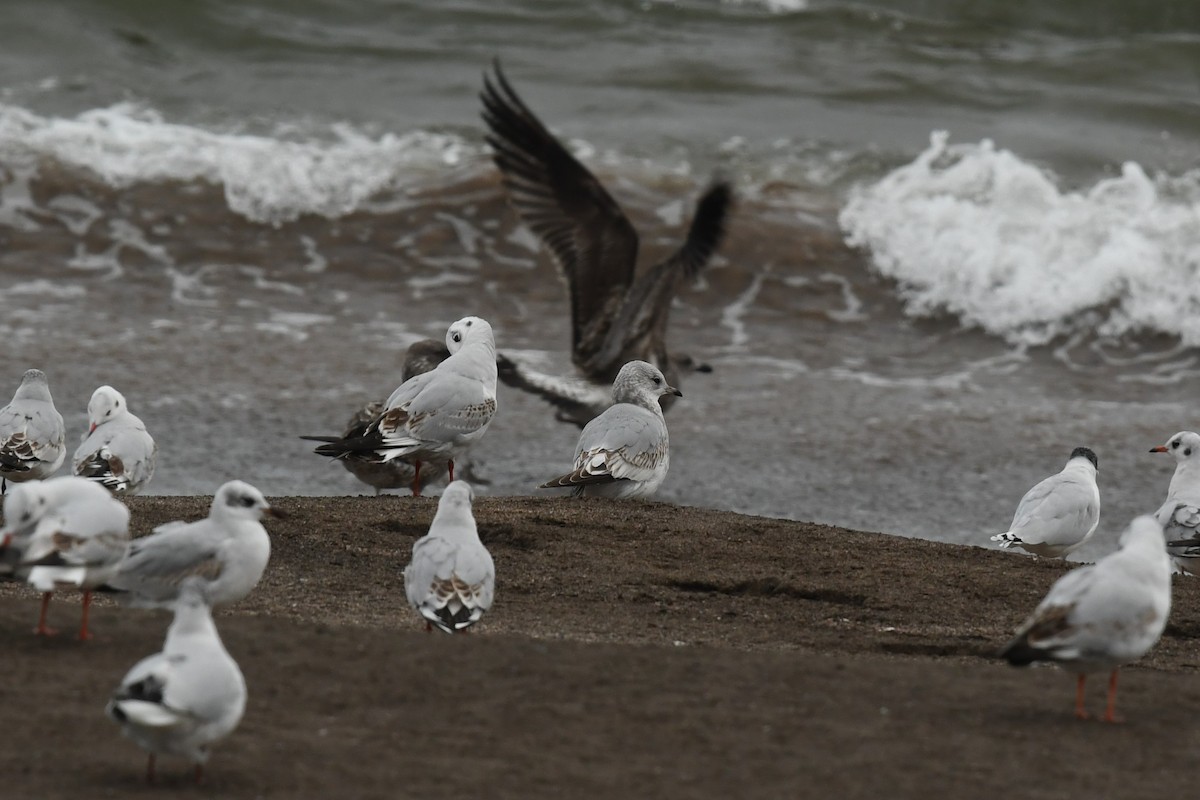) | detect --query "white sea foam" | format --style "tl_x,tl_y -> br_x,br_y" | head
0,101 -> 476,225
5,280 -> 86,299
722,0 -> 808,11
840,131 -> 1200,346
